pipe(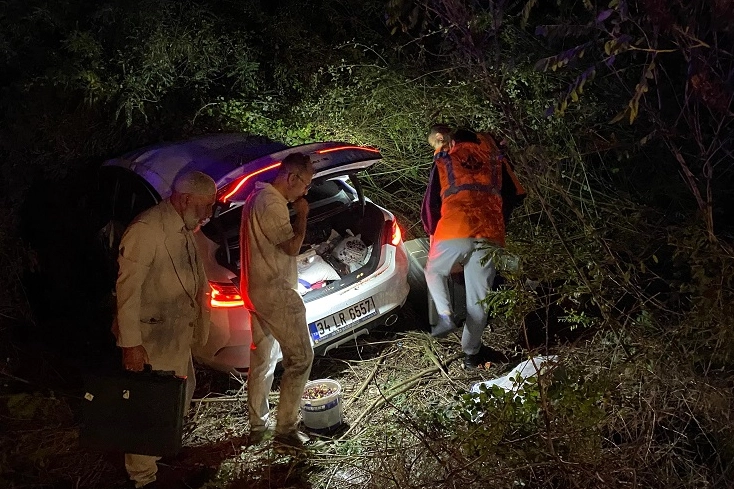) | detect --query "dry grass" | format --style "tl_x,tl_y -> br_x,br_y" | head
2,311 -> 733,489
183,325 -> 512,489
